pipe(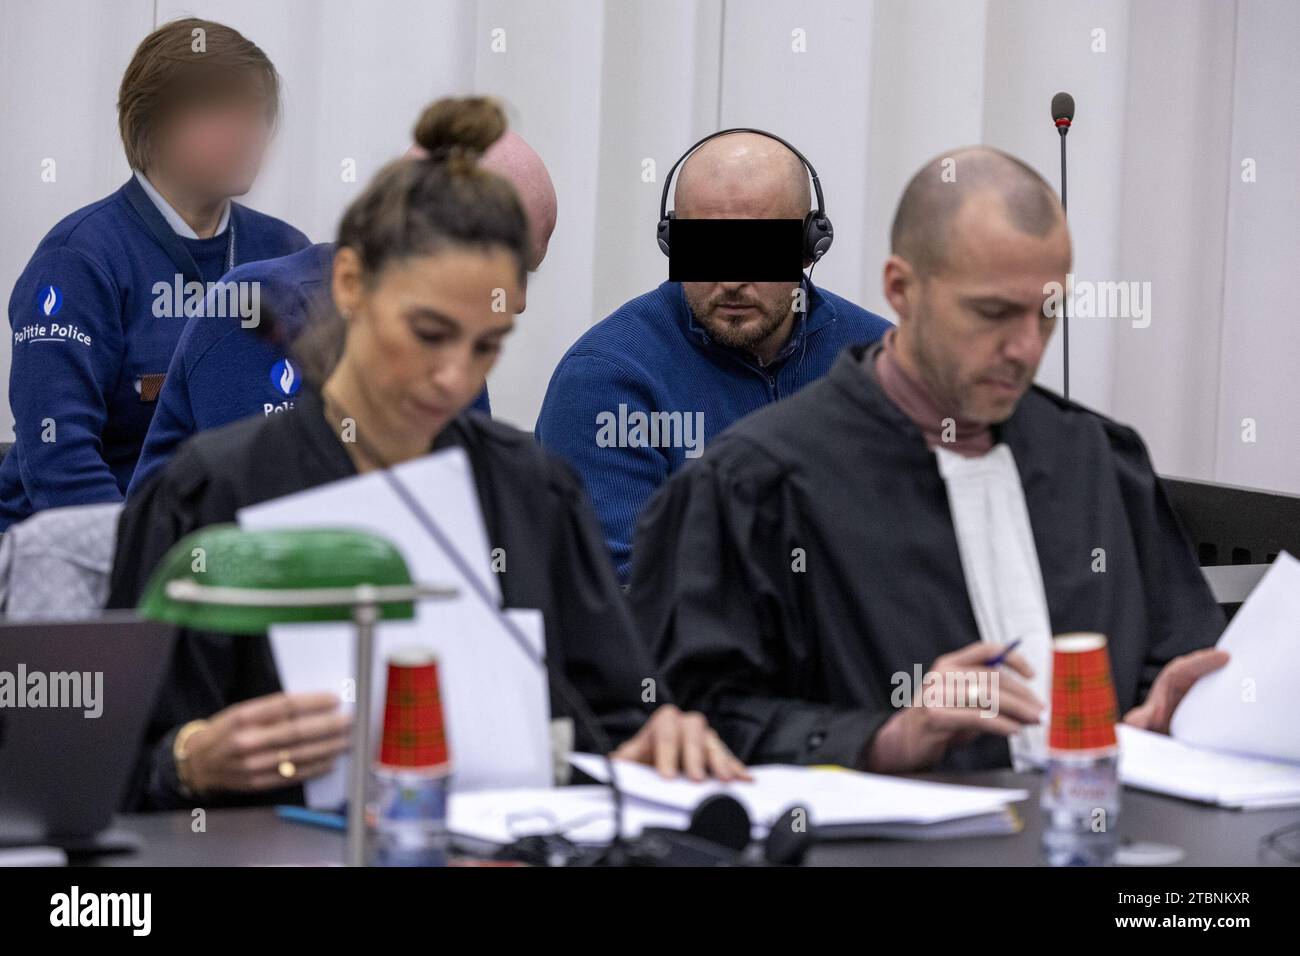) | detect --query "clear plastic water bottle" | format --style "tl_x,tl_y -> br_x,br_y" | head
1041,750 -> 1121,866
367,768 -> 452,867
